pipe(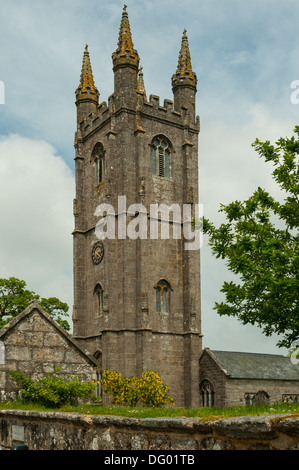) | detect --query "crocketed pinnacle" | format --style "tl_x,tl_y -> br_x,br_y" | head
112,5 -> 139,69
78,44 -> 98,94
117,5 -> 135,56
172,30 -> 197,91
176,30 -> 194,79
